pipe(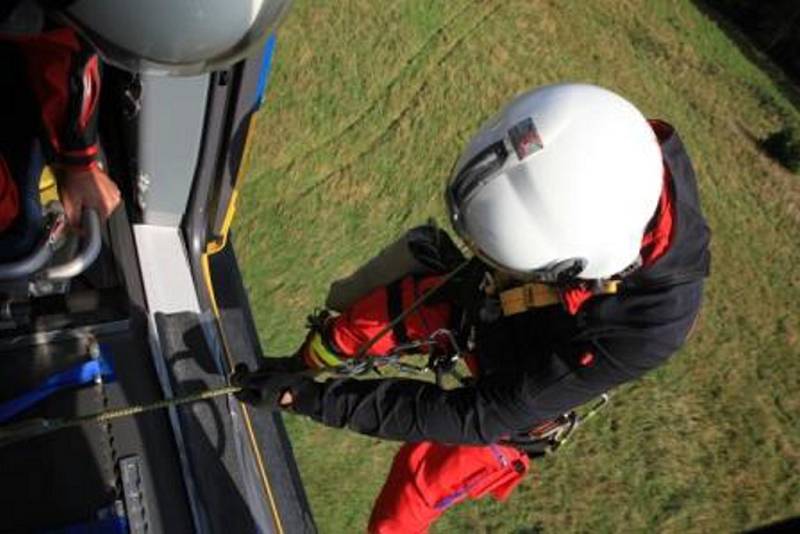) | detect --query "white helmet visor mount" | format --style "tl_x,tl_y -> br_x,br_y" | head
447,189 -> 587,282
445,138 -> 588,283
